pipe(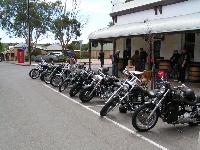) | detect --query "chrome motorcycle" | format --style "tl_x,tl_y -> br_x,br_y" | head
132,77 -> 200,132
100,69 -> 151,116
79,67 -> 120,102
29,59 -> 47,79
